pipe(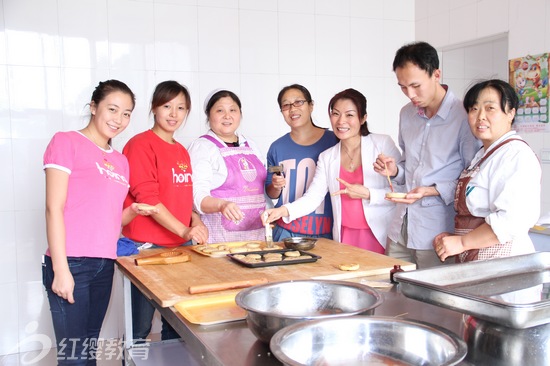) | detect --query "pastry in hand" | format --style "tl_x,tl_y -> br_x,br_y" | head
385,192 -> 407,199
